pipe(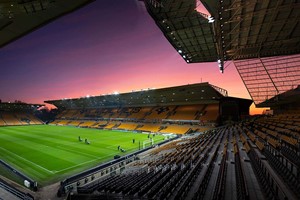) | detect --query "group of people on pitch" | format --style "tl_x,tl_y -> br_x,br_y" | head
78,136 -> 90,144
117,145 -> 126,152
